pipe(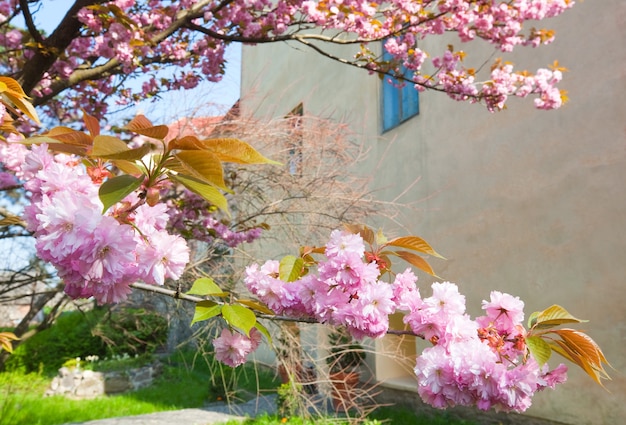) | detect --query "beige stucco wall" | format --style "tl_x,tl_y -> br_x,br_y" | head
240,1 -> 626,424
